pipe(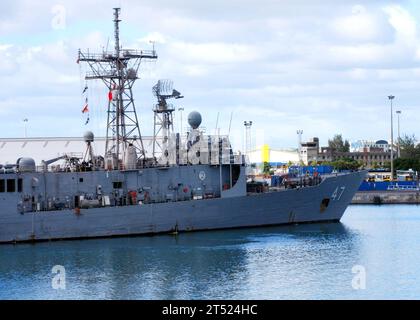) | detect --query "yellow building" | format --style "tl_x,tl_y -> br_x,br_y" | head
248,145 -> 299,165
